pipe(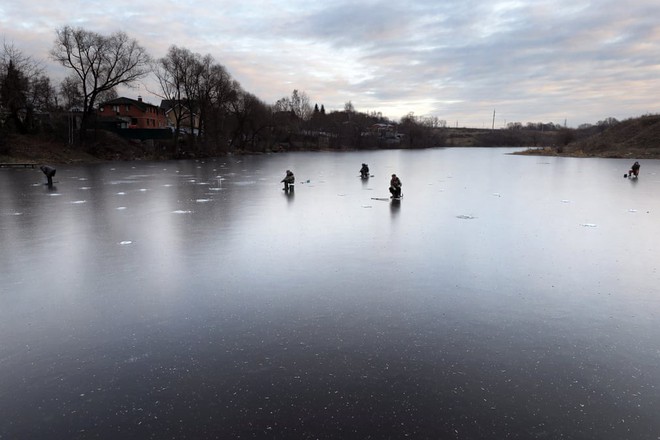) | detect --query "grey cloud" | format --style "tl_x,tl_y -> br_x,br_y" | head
2,0 -> 659,125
